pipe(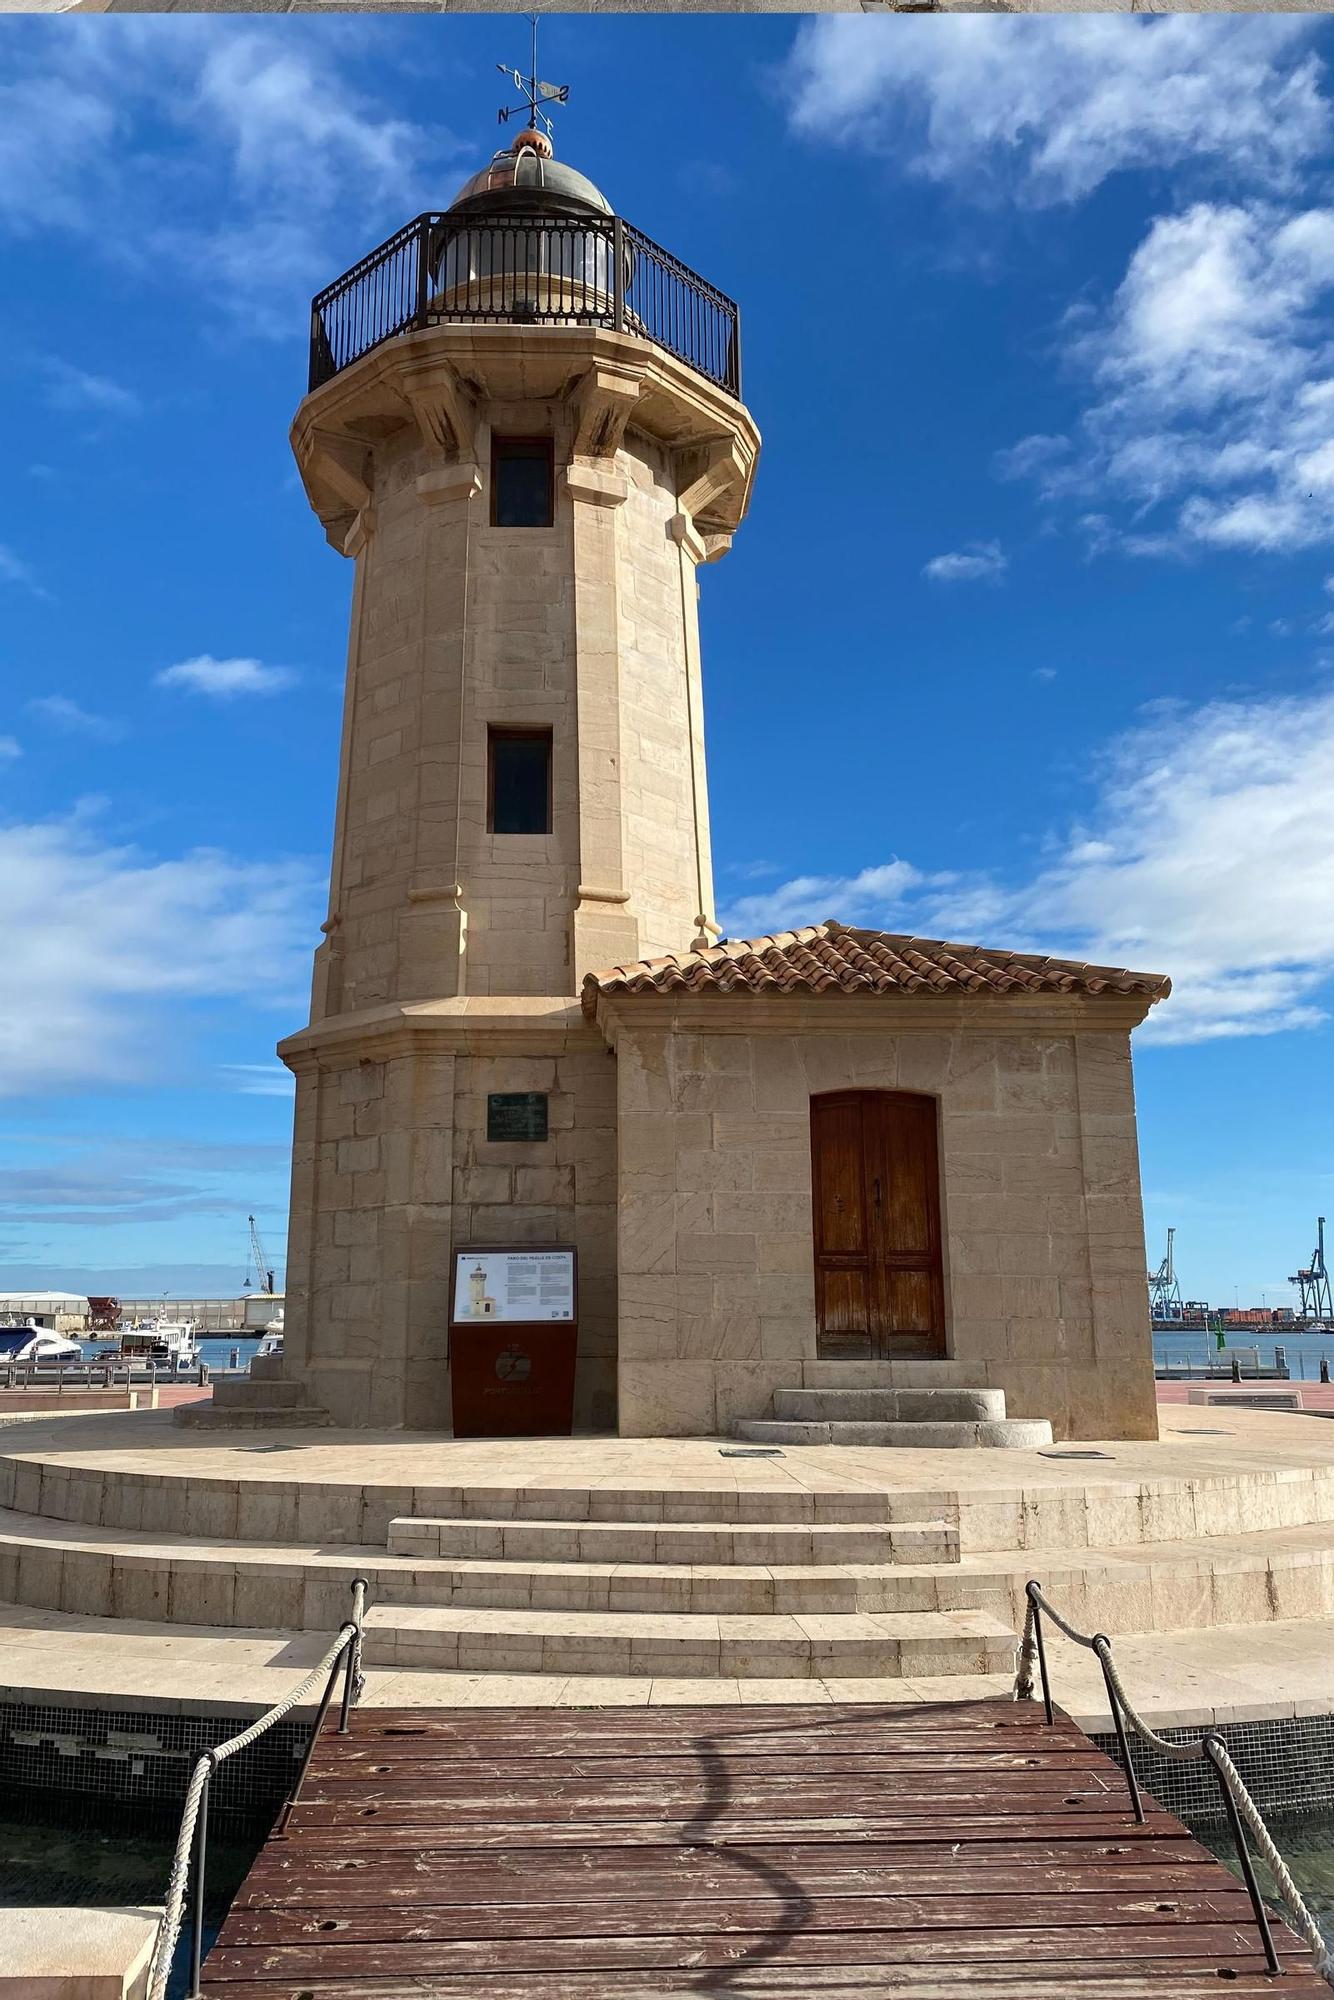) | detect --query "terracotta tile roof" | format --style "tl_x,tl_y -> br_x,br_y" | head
582,921 -> 1171,1010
